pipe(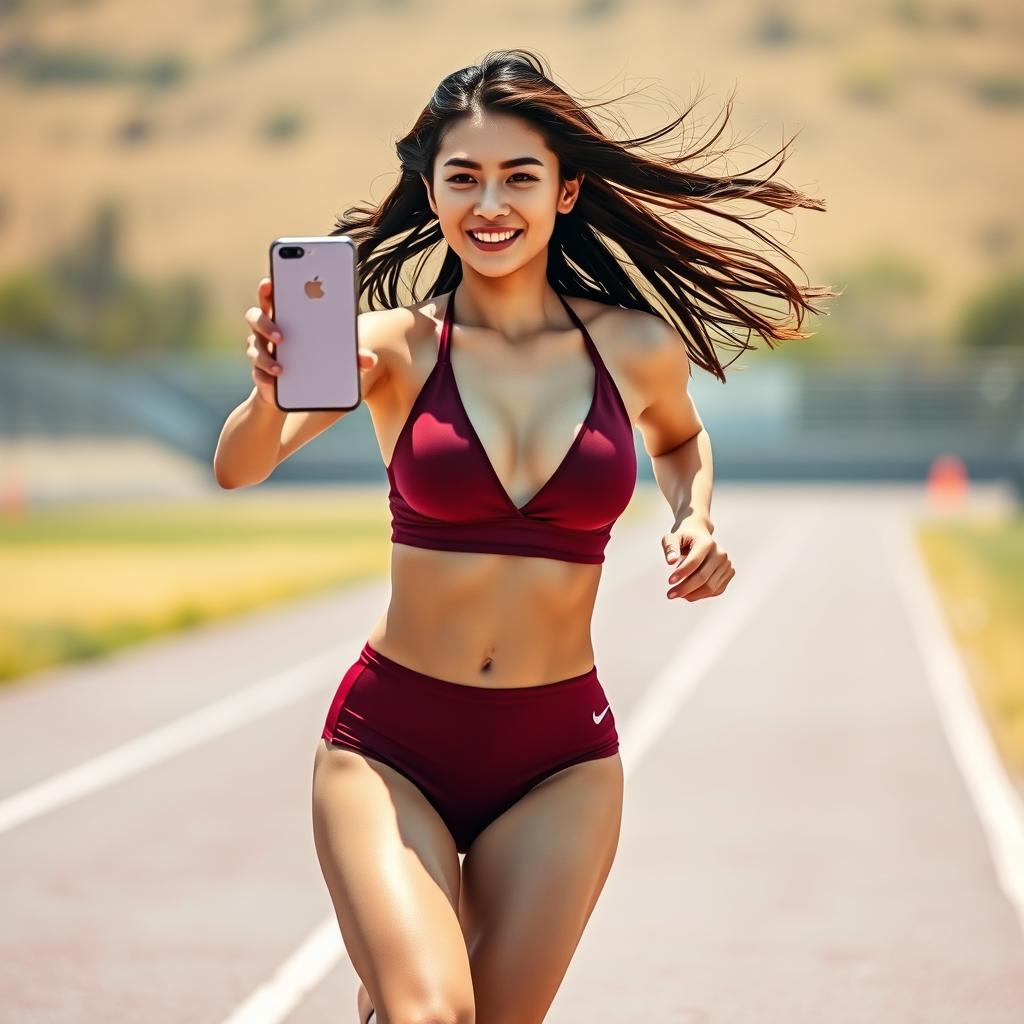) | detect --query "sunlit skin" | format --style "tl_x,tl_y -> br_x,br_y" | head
377,108 -> 622,686
285,107 -> 734,1024
245,109 -> 734,690
416,108 -> 733,610
419,110 -> 581,304
244,111 -> 734,700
